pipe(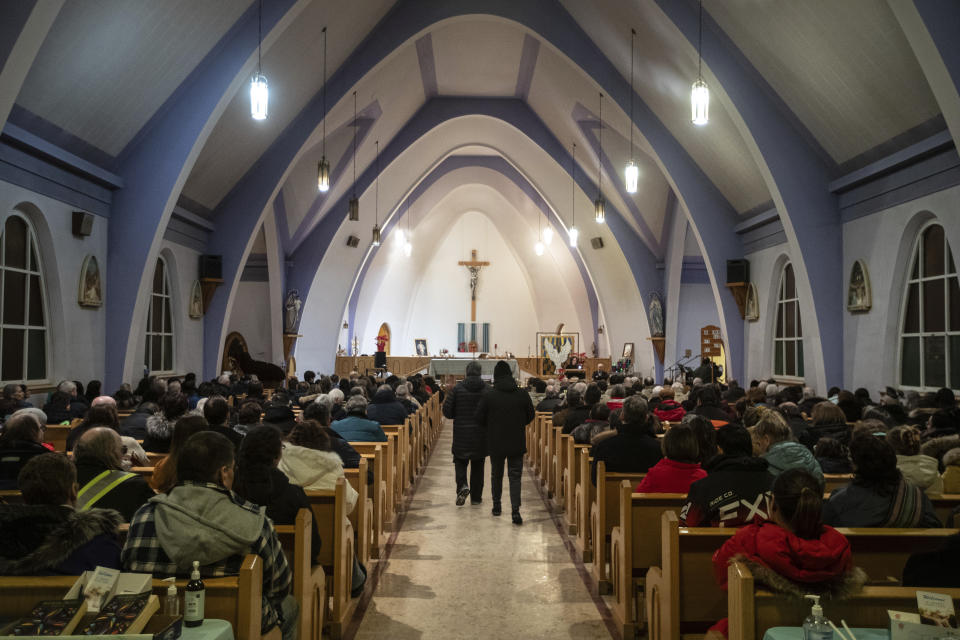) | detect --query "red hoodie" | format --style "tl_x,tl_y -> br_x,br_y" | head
636,458 -> 705,493
708,521 -> 853,637
653,399 -> 685,422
